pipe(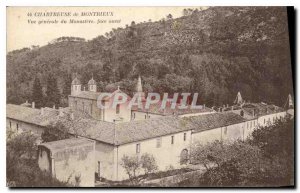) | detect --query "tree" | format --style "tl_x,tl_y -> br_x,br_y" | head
186,119 -> 294,187
120,153 -> 158,185
120,155 -> 141,185
45,74 -> 61,107
32,77 -> 44,108
140,153 -> 158,175
41,122 -> 71,143
7,132 -> 69,187
166,14 -> 173,20
62,73 -> 72,98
